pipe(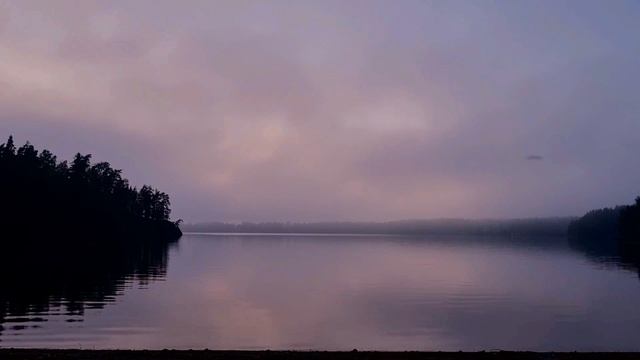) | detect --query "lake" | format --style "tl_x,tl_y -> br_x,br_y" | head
1,233 -> 640,351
